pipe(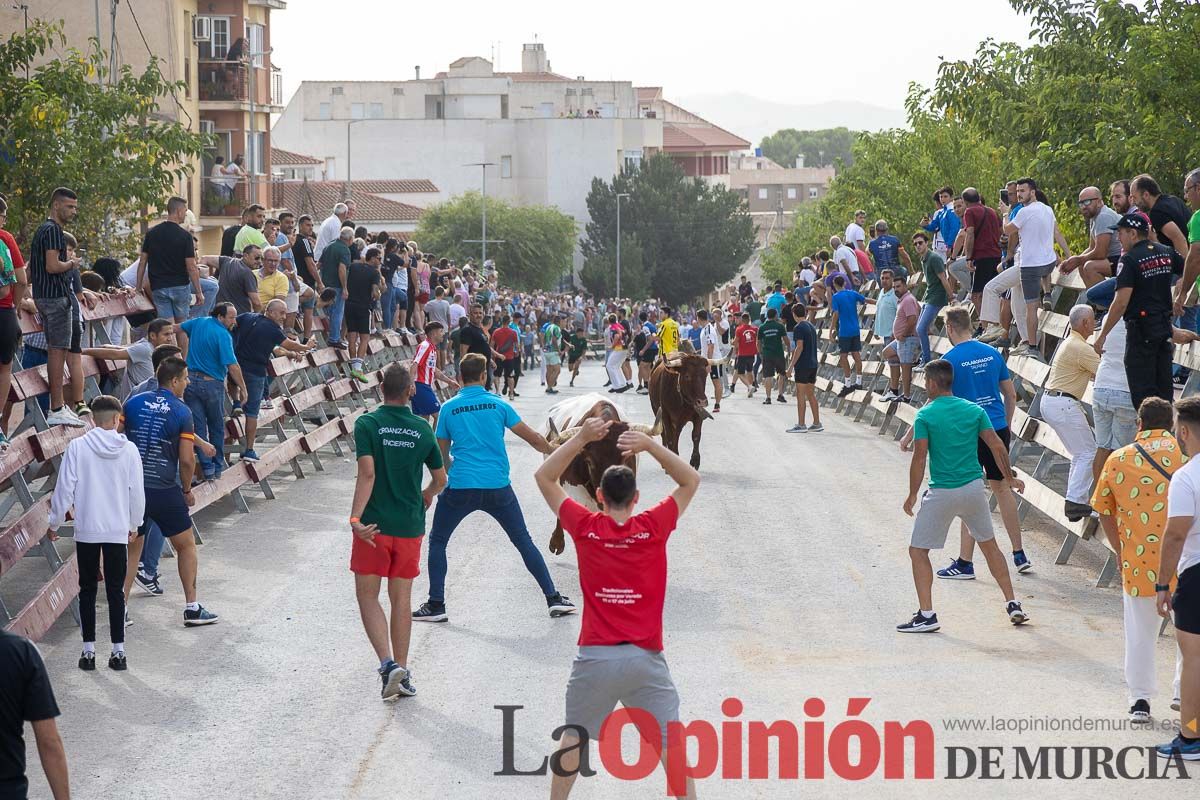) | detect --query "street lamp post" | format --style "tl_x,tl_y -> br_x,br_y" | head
346,118 -> 369,200
615,192 -> 630,300
464,162 -> 499,264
